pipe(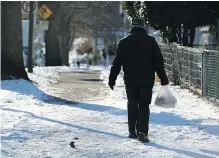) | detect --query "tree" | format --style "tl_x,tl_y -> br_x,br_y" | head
76,38 -> 93,56
39,1 -> 77,66
1,2 -> 29,80
41,1 -> 124,66
41,2 -> 105,66
76,38 -> 94,68
39,2 -> 62,66
123,1 -> 219,47
83,2 -> 123,54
